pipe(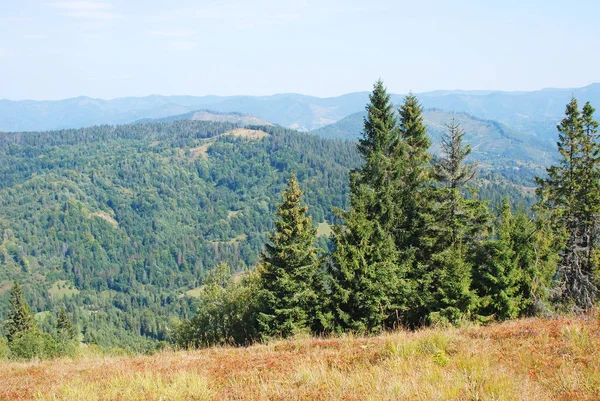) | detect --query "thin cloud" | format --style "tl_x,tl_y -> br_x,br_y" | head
0,48 -> 16,58
150,30 -> 196,38
49,1 -> 123,21
88,74 -> 136,82
168,41 -> 198,50
24,34 -> 49,40
0,17 -> 31,23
